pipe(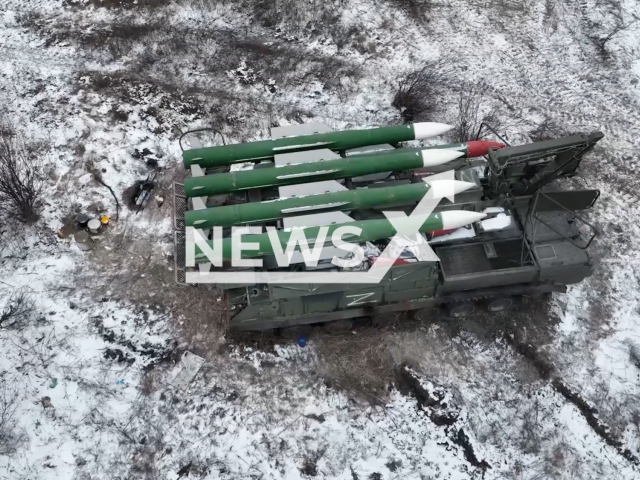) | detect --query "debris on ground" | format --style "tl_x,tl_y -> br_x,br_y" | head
171,351 -> 205,389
